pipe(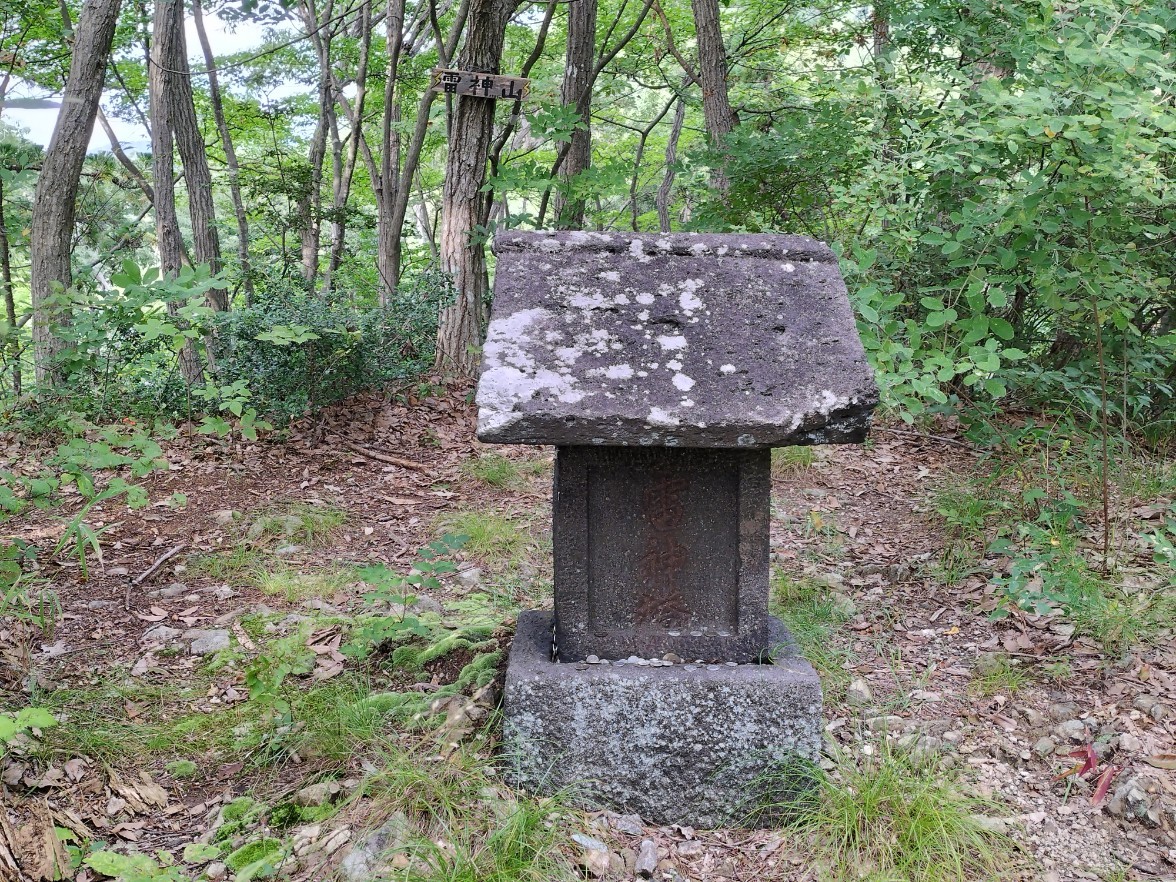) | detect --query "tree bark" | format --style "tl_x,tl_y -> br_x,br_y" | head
552,0 -> 596,230
386,0 -> 471,293
435,0 -> 521,374
689,0 -> 737,193
656,95 -> 686,232
193,0 -> 253,301
150,0 -> 203,383
375,0 -> 404,303
29,0 -> 122,386
162,0 -> 224,306
0,174 -> 18,397
300,0 -> 334,286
